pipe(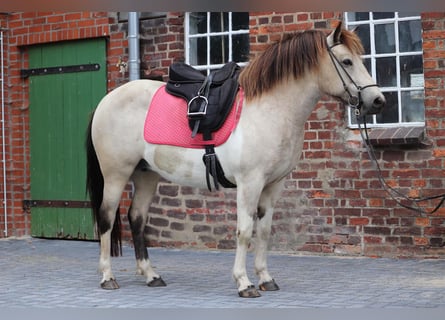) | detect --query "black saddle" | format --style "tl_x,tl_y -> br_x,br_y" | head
166,61 -> 241,140
165,61 -> 241,191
